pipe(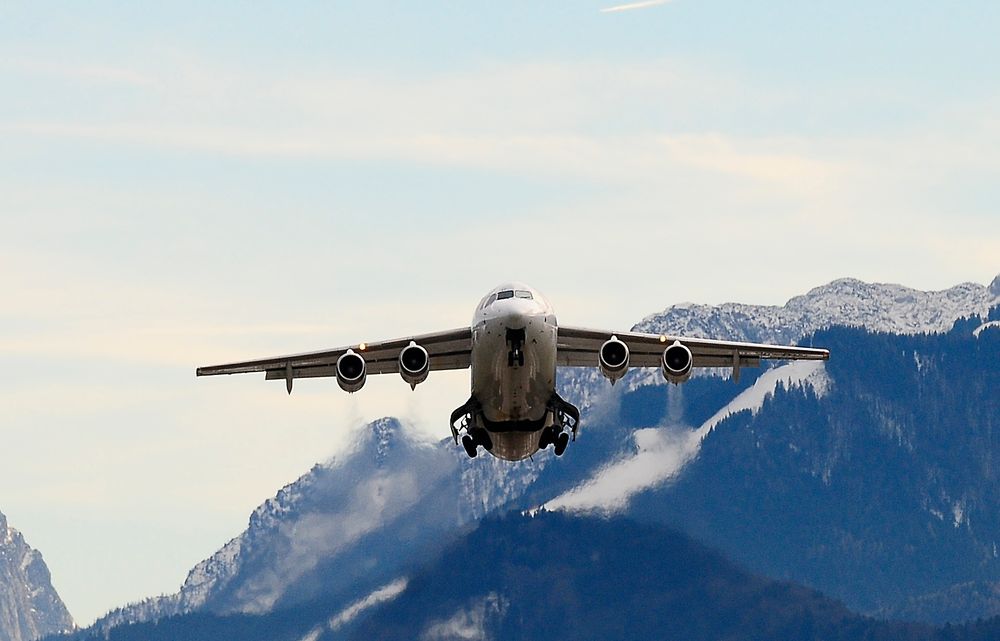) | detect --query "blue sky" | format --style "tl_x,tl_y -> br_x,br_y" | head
2,0 -> 998,625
